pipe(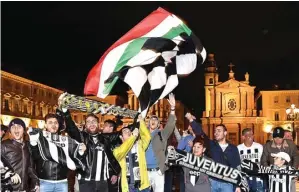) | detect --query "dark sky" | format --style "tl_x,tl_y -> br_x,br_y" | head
2,1 -> 299,117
